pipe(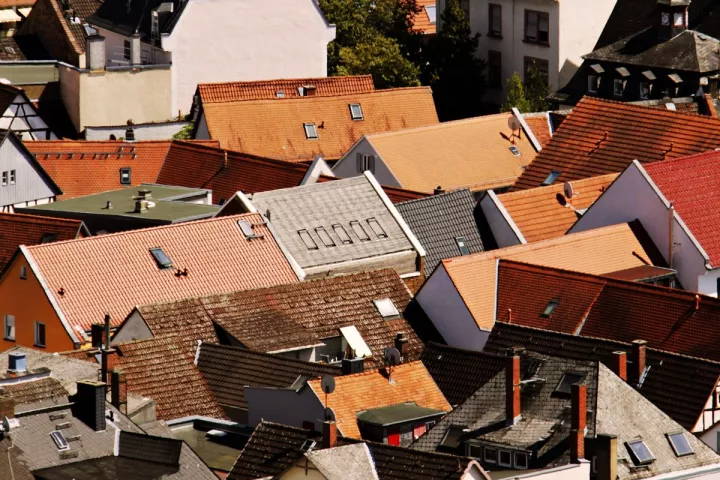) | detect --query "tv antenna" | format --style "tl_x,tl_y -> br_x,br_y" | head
320,375 -> 335,417
384,347 -> 401,385
507,116 -> 523,144
563,181 -> 575,199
